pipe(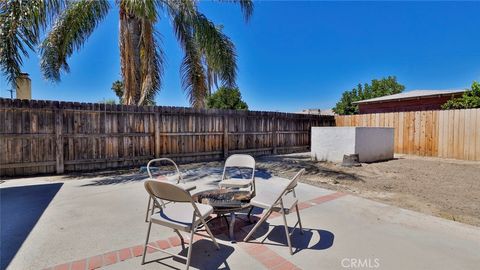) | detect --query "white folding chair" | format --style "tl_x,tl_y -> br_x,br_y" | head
142,180 -> 219,270
243,168 -> 306,255
145,158 -> 194,222
218,154 -> 256,195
